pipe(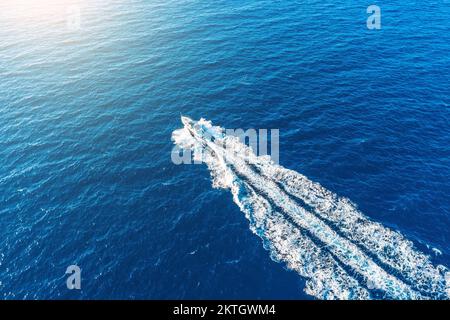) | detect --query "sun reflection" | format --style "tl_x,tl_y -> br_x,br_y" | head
1,0 -> 84,25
